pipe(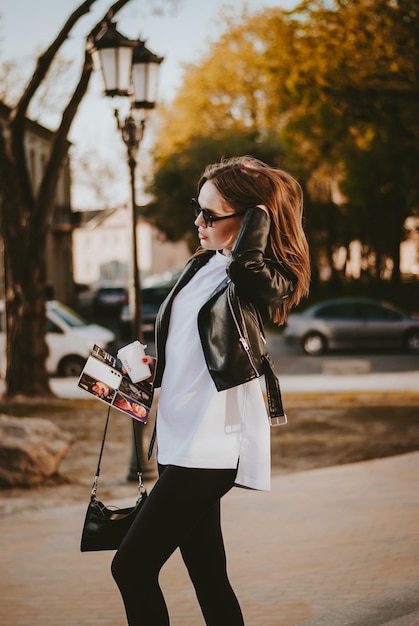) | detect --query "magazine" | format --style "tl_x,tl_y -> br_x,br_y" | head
77,344 -> 153,423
